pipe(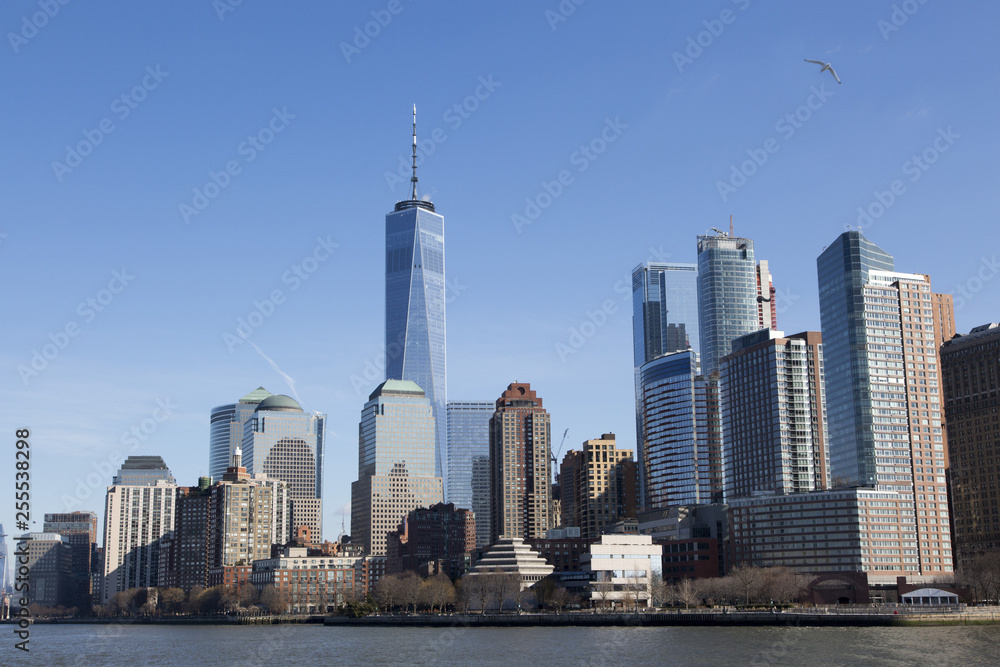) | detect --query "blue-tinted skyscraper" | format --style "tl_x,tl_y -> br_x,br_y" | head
697,234 -> 760,376
385,108 -> 447,487
446,401 -> 493,548
209,386 -> 272,481
632,261 -> 699,510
